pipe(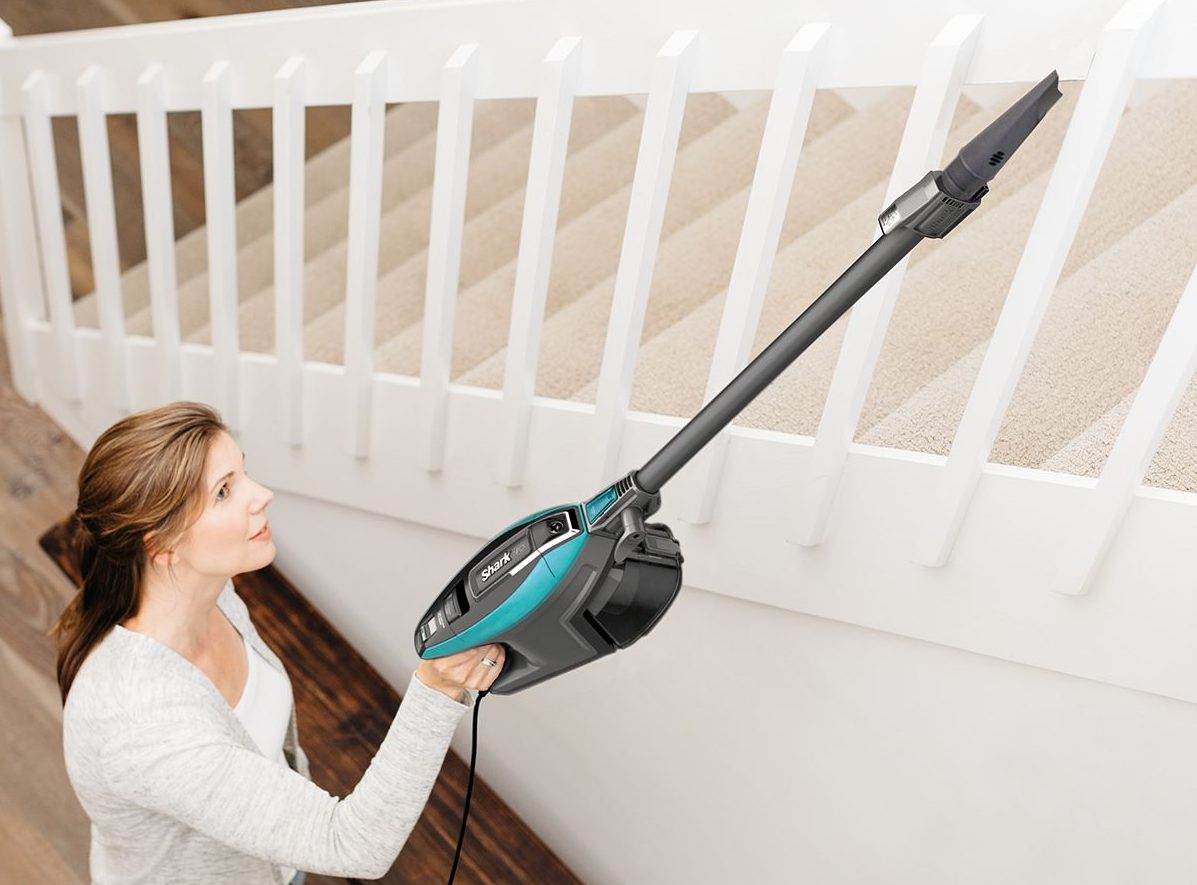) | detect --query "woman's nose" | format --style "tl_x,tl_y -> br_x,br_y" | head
253,480 -> 274,509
